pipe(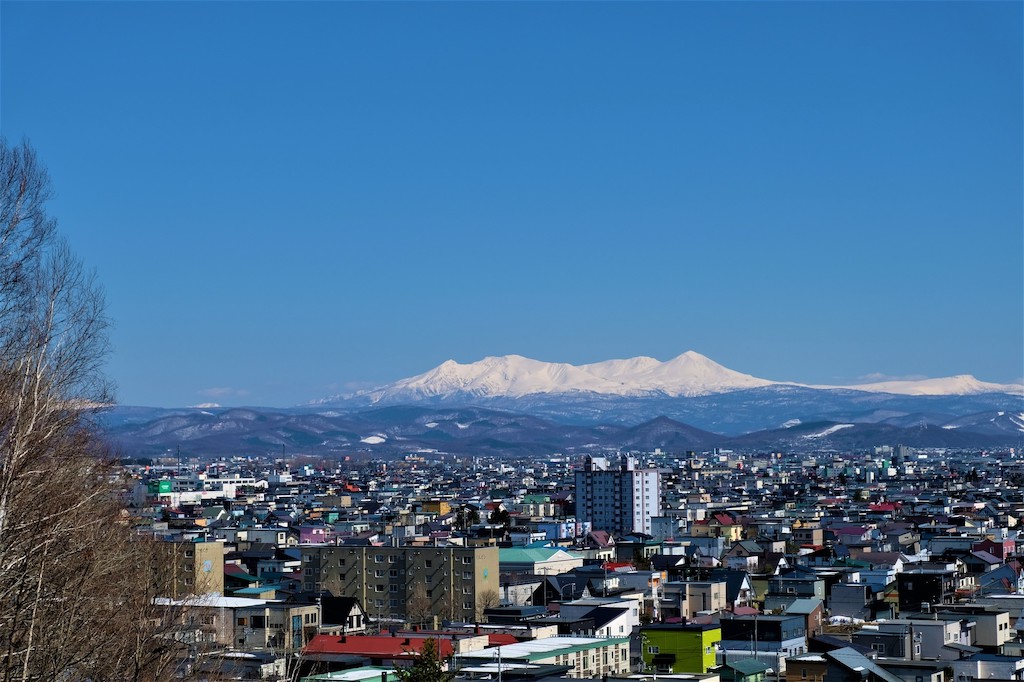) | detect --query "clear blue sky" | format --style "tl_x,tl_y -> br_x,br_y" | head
2,1 -> 1021,407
